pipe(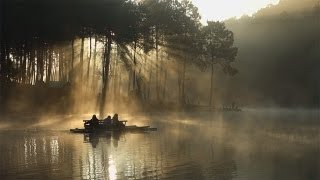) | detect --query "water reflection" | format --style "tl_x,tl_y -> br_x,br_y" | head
108,155 -> 117,180
0,111 -> 319,179
83,132 -> 123,148
79,132 -> 123,179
